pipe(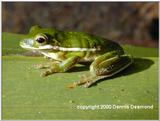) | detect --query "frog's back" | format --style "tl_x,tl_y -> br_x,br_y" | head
60,31 -> 124,54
